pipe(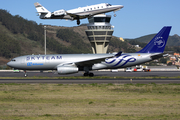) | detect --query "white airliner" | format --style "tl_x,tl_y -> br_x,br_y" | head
7,27 -> 171,77
34,2 -> 124,25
